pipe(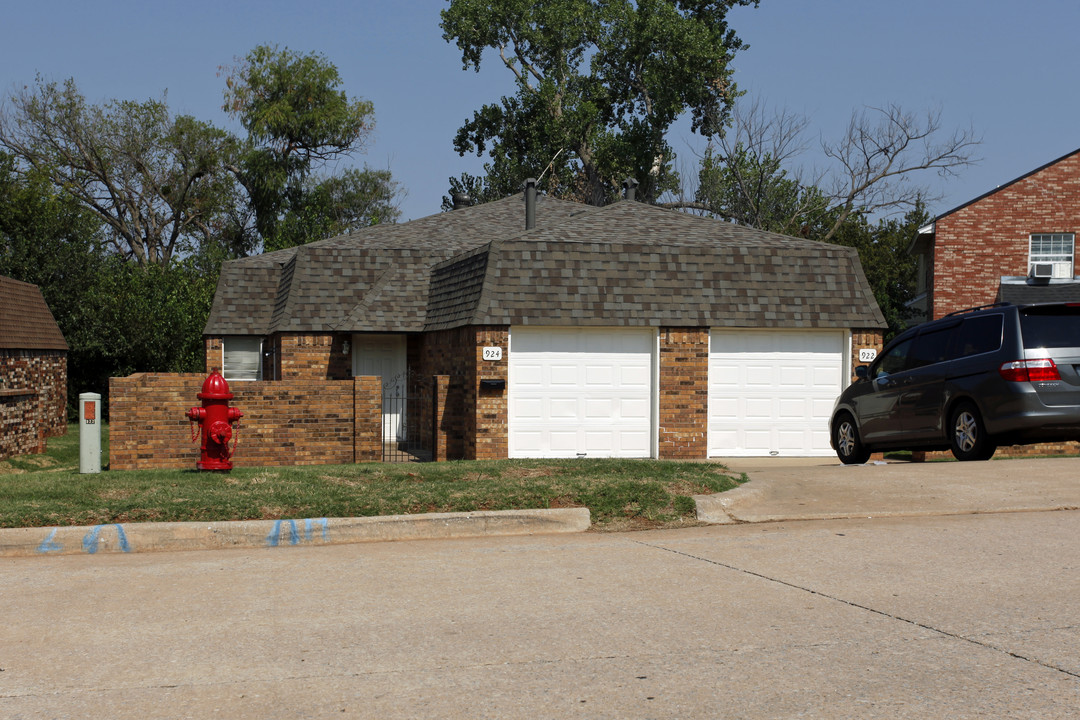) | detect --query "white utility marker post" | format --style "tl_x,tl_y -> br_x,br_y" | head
79,392 -> 101,474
